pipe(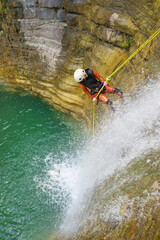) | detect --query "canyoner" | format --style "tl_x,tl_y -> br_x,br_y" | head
74,68 -> 124,112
